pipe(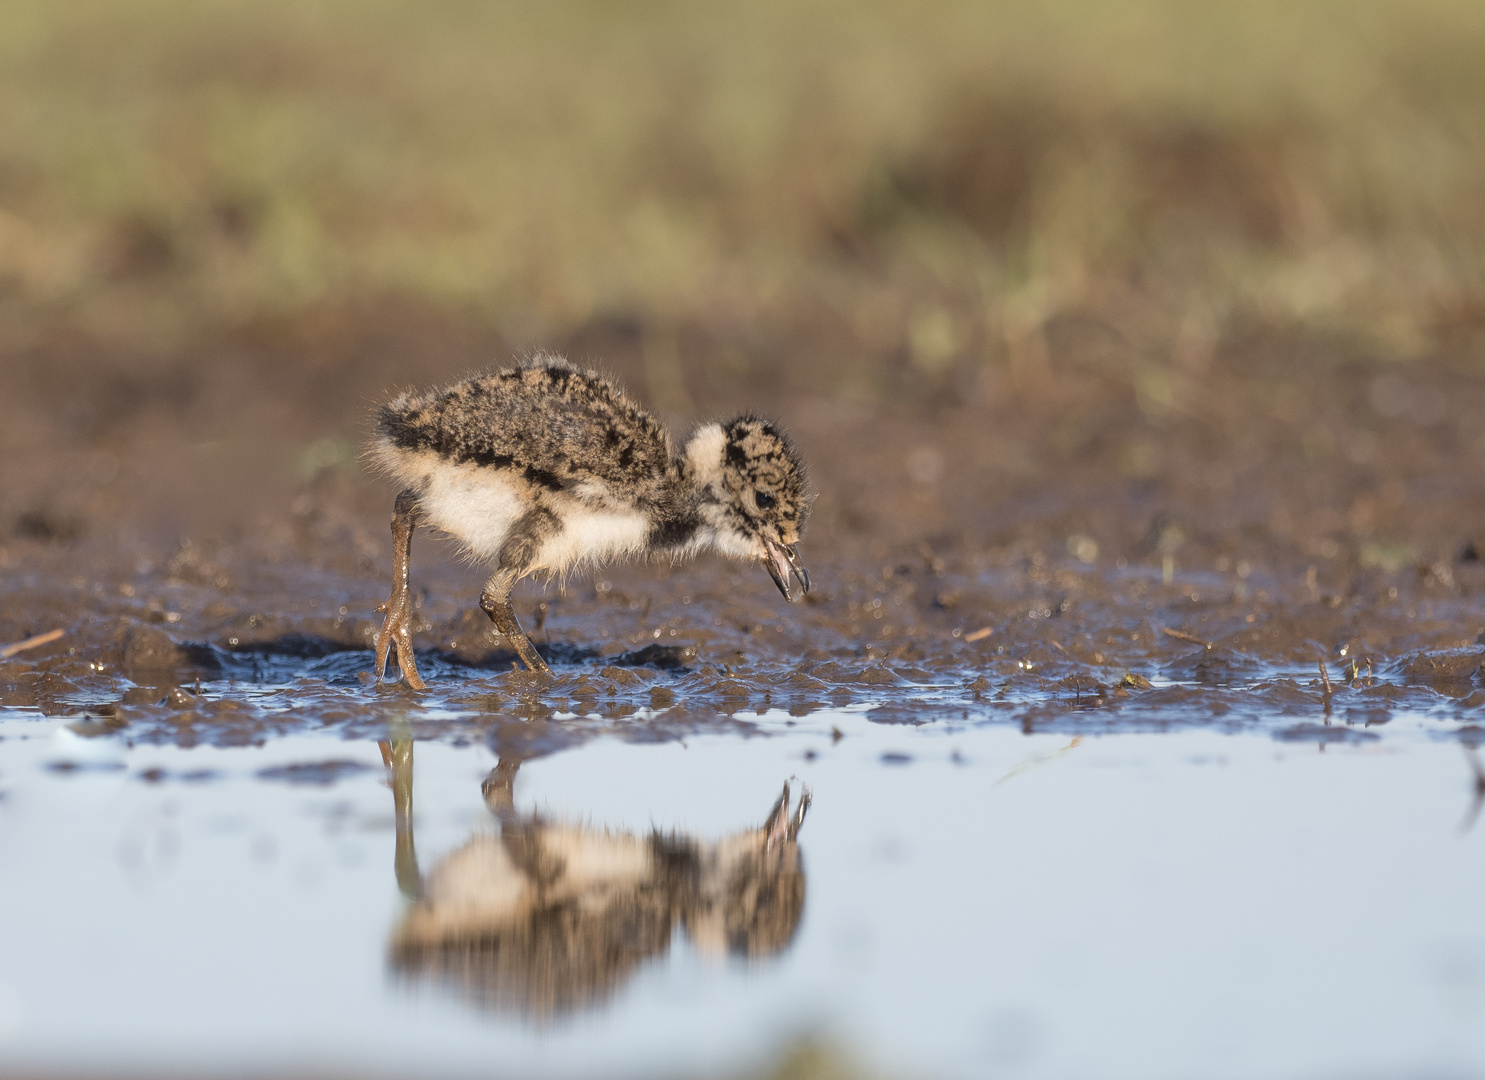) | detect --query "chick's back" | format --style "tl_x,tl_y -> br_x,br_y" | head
374,357 -> 677,496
